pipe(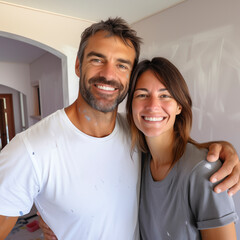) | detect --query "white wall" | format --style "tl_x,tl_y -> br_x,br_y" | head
132,0 -> 240,236
0,2 -> 92,105
30,52 -> 64,119
0,62 -> 32,126
0,52 -> 64,127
